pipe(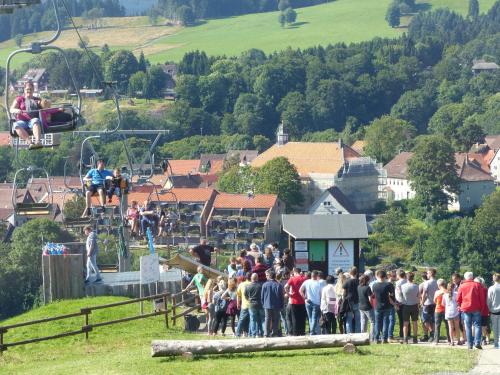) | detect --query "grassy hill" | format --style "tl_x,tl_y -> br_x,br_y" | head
0,0 -> 496,69
0,297 -> 478,375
